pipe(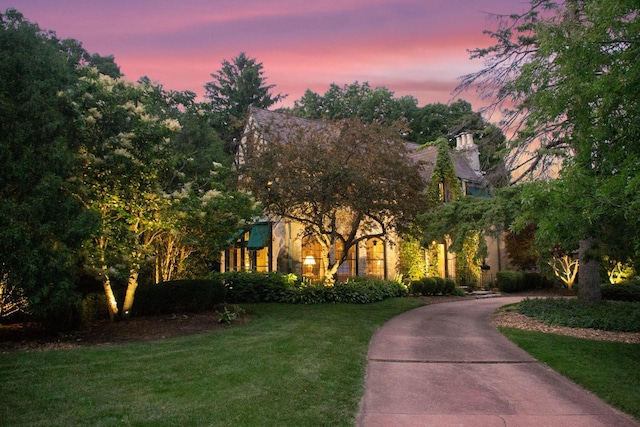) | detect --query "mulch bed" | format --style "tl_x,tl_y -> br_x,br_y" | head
2,289 -> 637,352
